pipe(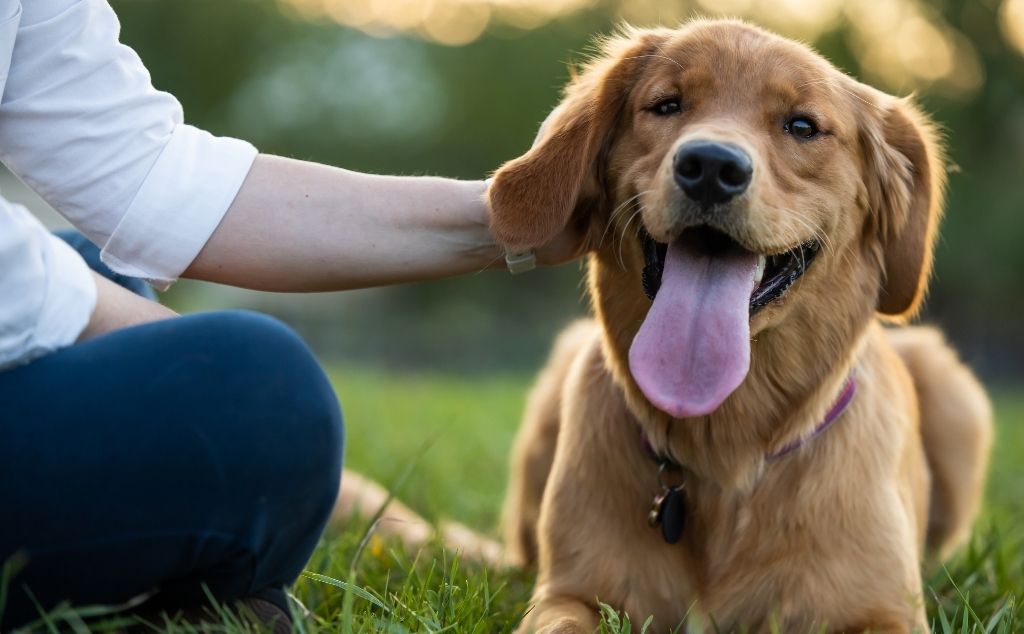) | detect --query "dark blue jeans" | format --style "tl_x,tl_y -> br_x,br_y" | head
0,232 -> 345,629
